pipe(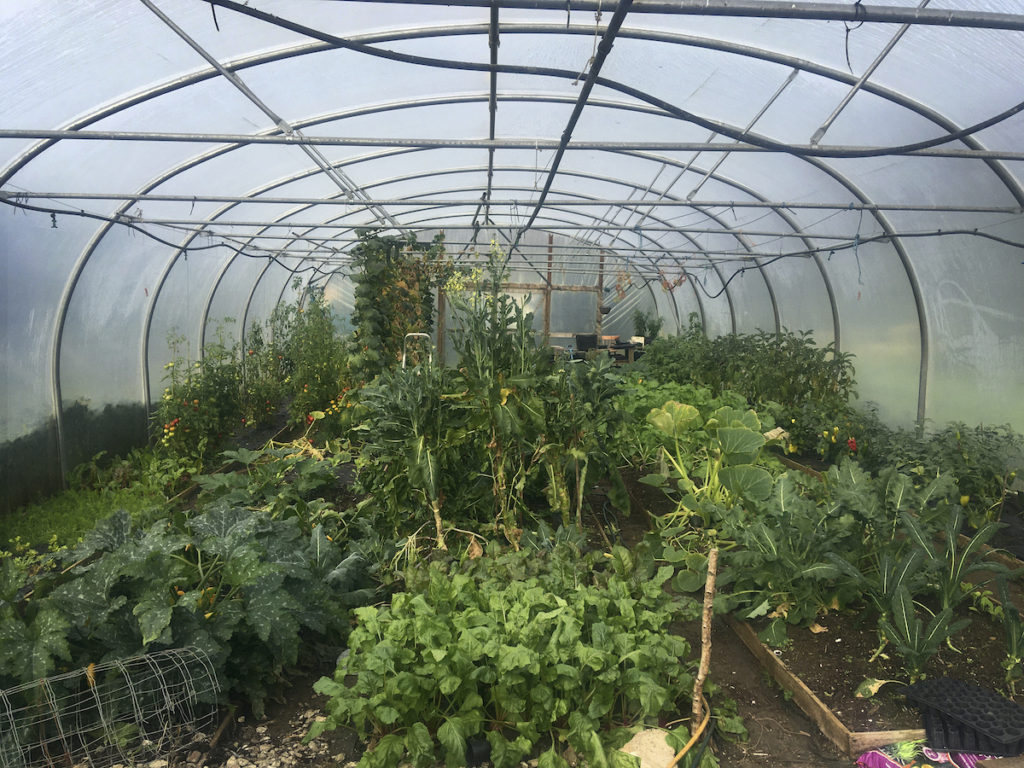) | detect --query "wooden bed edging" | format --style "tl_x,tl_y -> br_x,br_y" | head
724,616 -> 925,757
